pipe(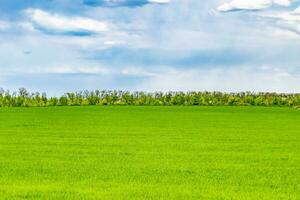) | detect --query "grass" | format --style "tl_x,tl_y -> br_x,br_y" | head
0,106 -> 299,199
